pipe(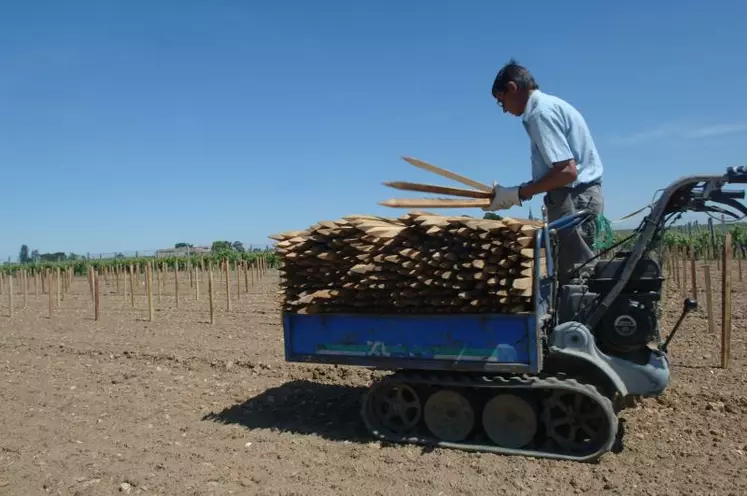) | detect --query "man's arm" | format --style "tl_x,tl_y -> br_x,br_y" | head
519,110 -> 577,200
519,159 -> 577,199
